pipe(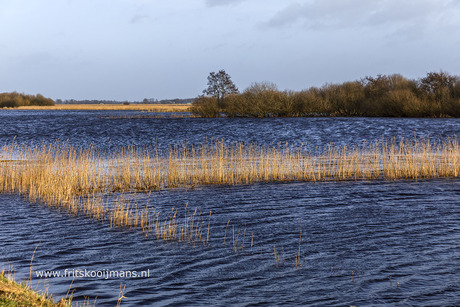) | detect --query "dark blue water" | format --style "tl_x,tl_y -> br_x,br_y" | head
1,110 -> 459,306
1,110 -> 459,150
